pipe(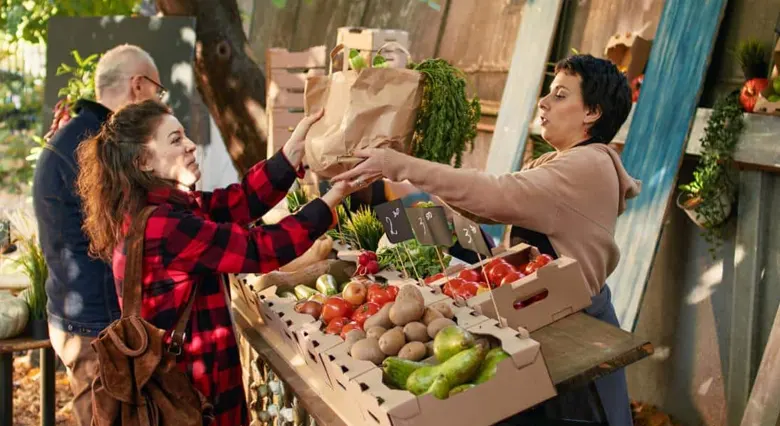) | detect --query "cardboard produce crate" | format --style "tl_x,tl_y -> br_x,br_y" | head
266,46 -> 327,157
605,32 -> 652,82
335,27 -> 411,70
427,244 -> 592,332
345,318 -> 556,426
